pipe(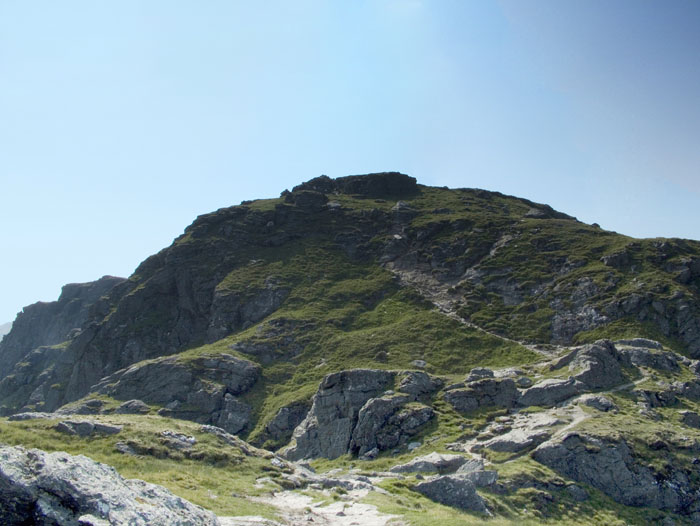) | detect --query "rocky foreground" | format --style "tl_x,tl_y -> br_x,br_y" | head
0,445 -> 218,525
3,336 -> 700,524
